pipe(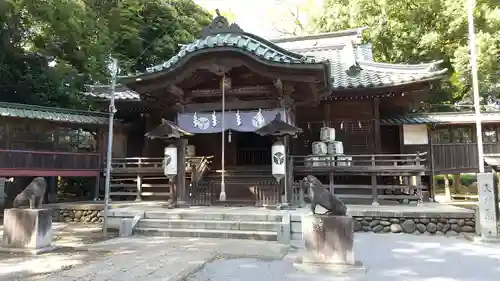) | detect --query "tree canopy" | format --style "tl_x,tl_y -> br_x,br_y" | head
274,0 -> 500,110
0,0 -> 212,108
